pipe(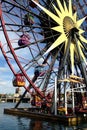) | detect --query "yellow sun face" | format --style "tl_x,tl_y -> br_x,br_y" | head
32,0 -> 87,74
